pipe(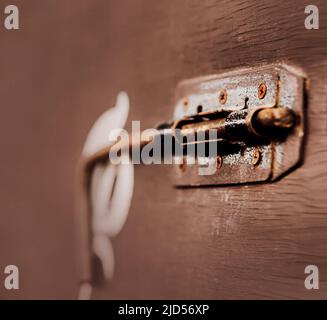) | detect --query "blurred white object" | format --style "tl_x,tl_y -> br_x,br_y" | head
83,91 -> 134,281
82,92 -> 130,157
